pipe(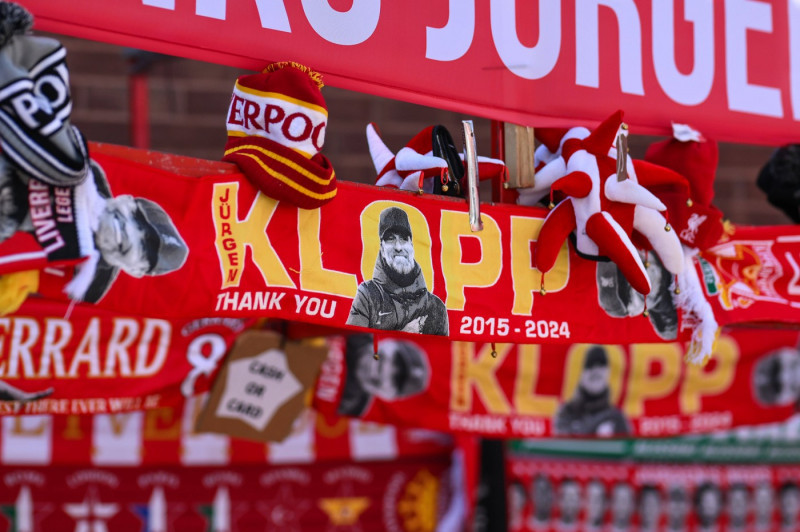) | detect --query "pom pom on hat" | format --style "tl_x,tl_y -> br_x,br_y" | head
222,62 -> 337,209
0,1 -> 32,48
0,2 -> 90,186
